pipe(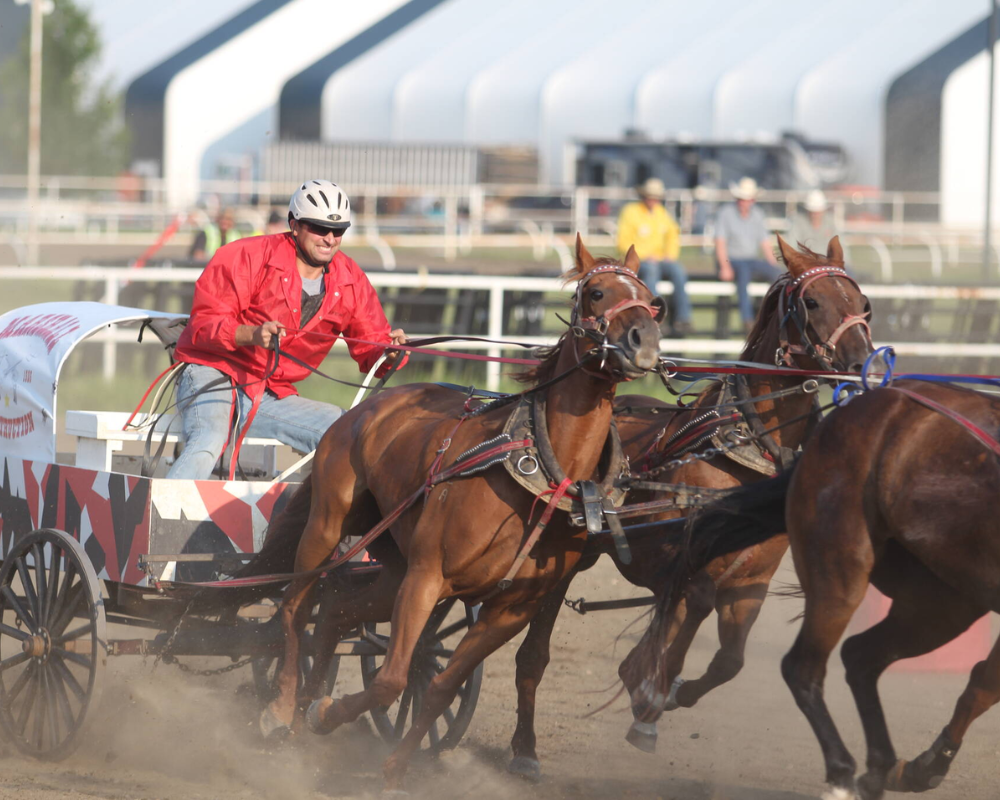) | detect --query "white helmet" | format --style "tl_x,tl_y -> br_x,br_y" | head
288,179 -> 351,231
